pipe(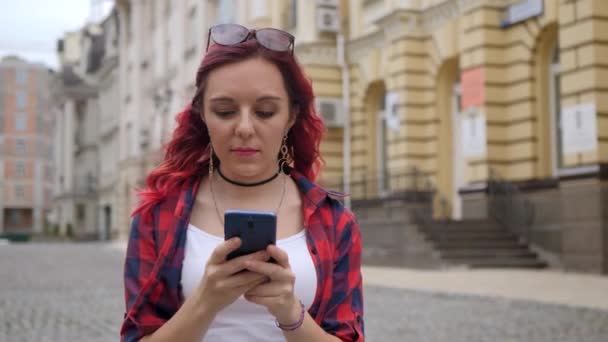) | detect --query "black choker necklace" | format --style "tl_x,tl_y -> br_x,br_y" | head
217,167 -> 280,187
